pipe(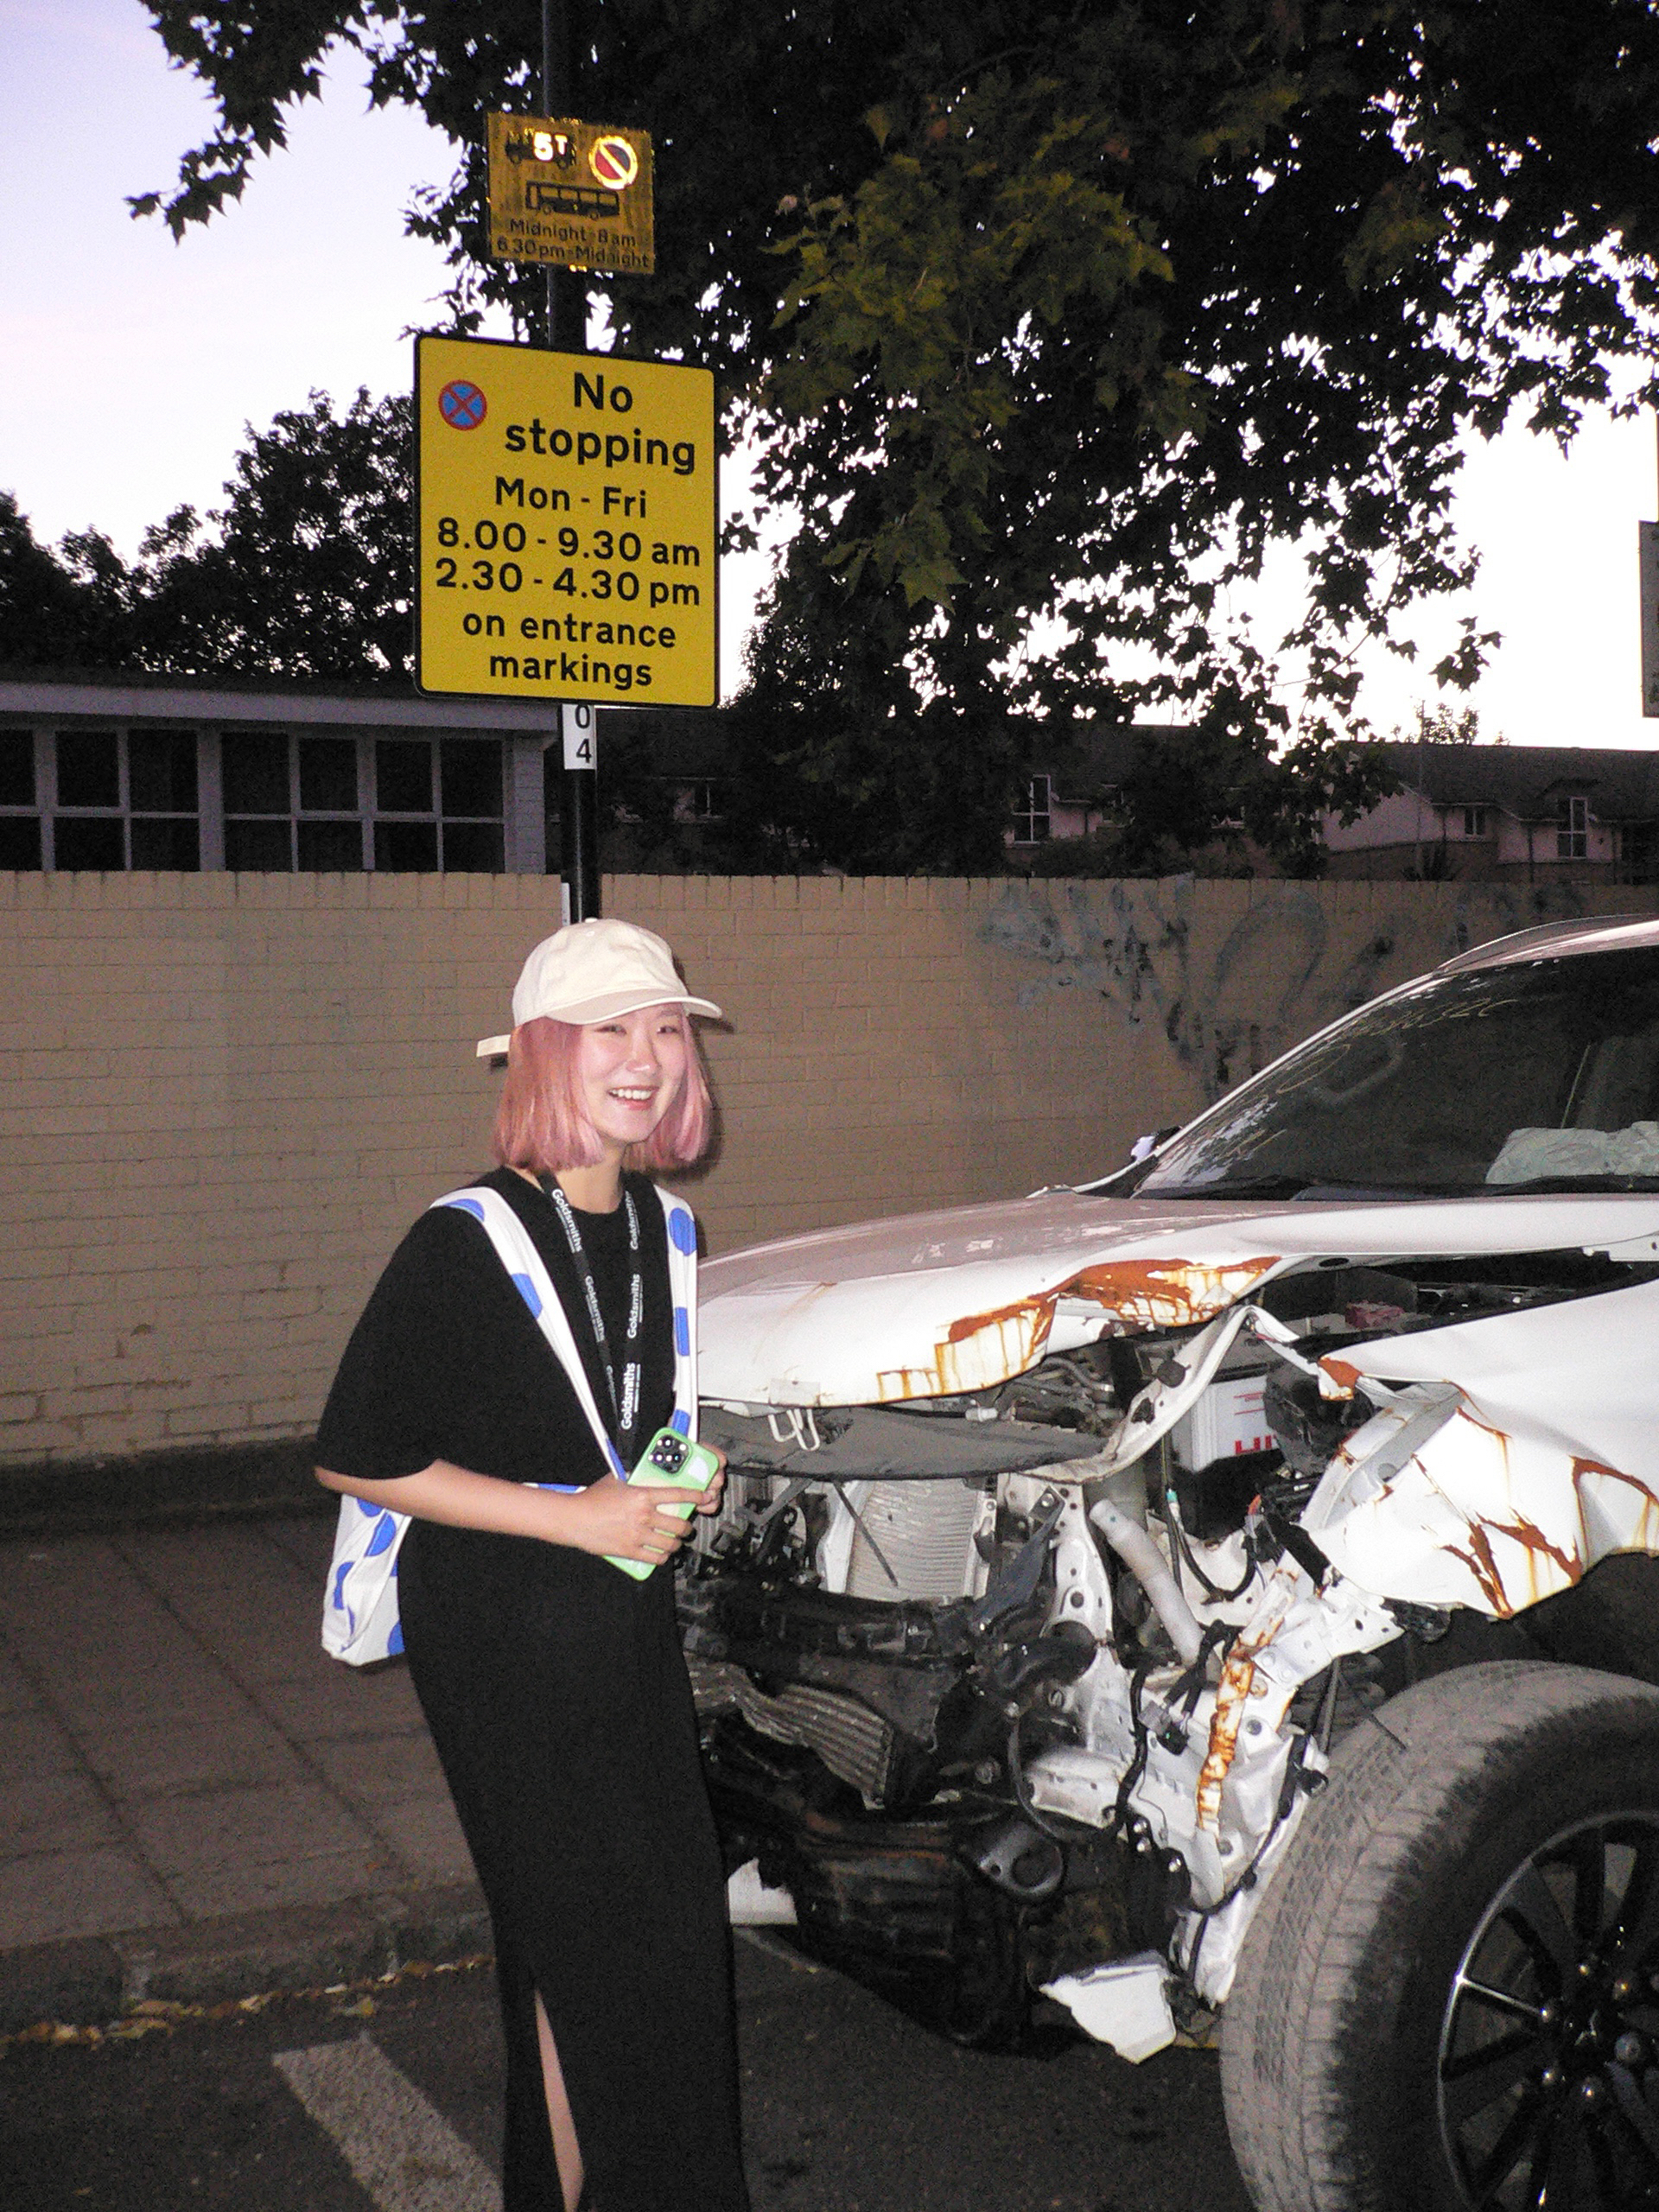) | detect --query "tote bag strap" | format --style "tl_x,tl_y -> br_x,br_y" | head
655,1184 -> 700,1444
431,1185 -> 624,1479
430,1182 -> 701,1477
